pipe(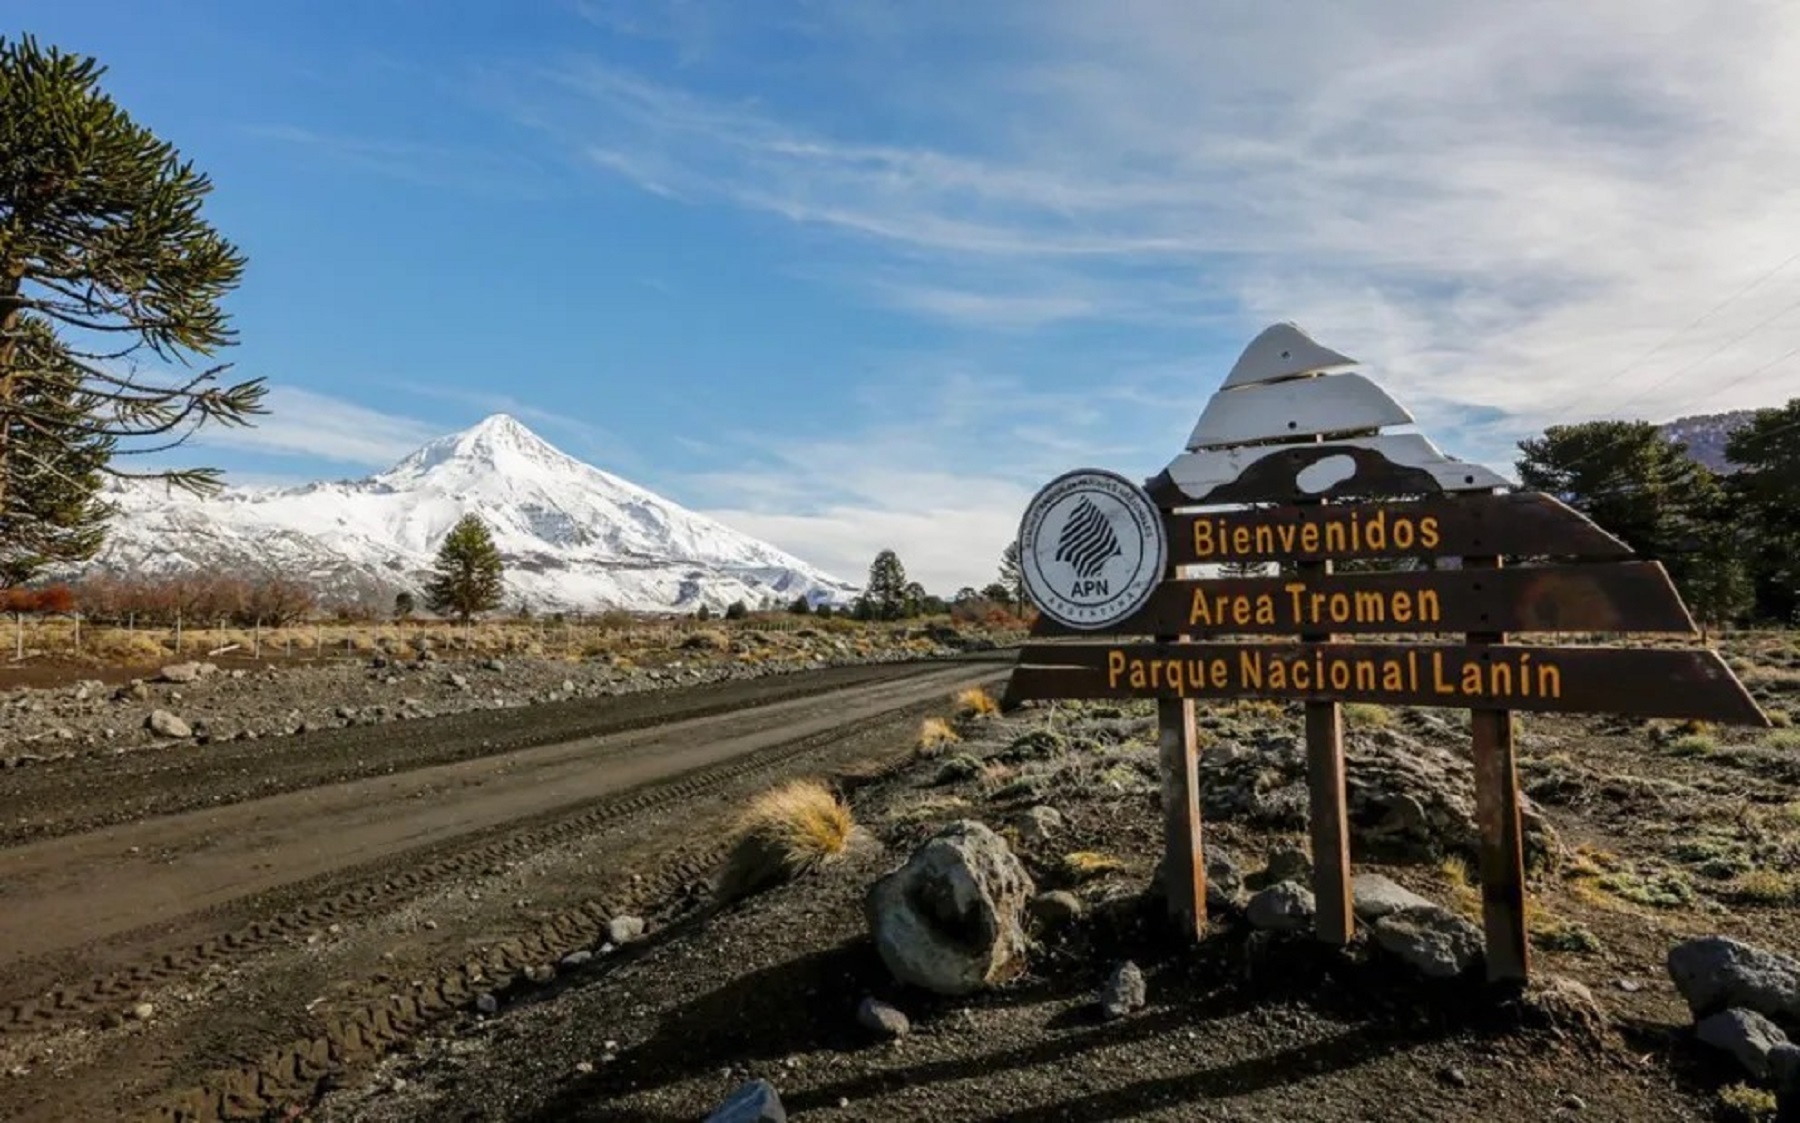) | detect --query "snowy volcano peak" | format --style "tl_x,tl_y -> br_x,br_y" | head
83,413 -> 858,614
378,412 -> 579,485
